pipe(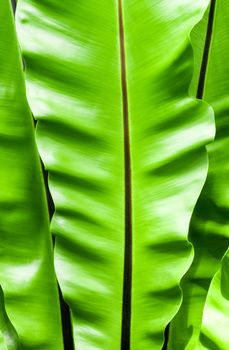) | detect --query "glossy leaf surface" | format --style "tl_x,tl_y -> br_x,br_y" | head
197,0 -> 229,348
169,0 -> 229,348
16,1 -> 214,349
197,250 -> 229,349
0,286 -> 20,350
0,1 -> 63,348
